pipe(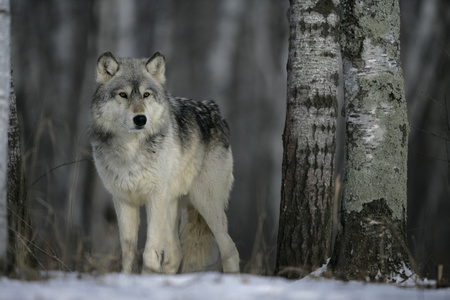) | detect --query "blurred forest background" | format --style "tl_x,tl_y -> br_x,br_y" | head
9,0 -> 450,278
